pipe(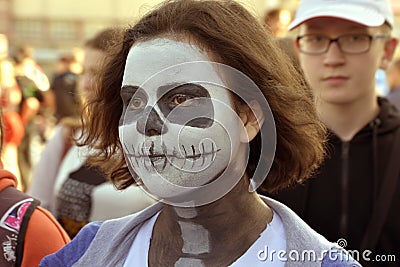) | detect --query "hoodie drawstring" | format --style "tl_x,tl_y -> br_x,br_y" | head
370,118 -> 381,202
